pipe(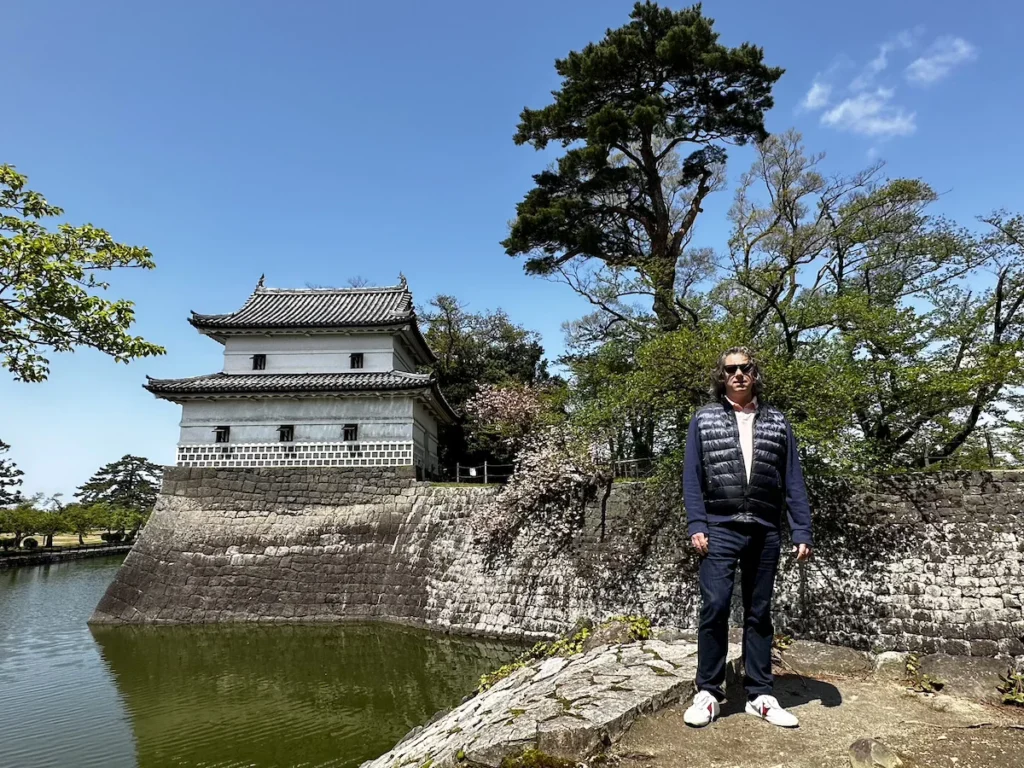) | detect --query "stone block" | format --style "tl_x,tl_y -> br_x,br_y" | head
849,738 -> 903,768
918,653 -> 1009,703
